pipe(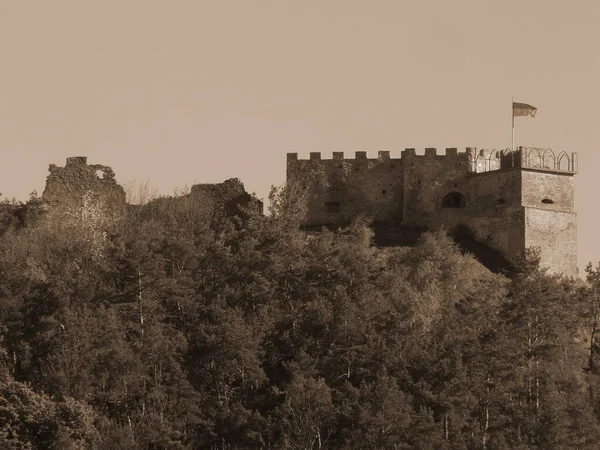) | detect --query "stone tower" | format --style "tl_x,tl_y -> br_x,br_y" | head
287,146 -> 578,277
504,149 -> 577,276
